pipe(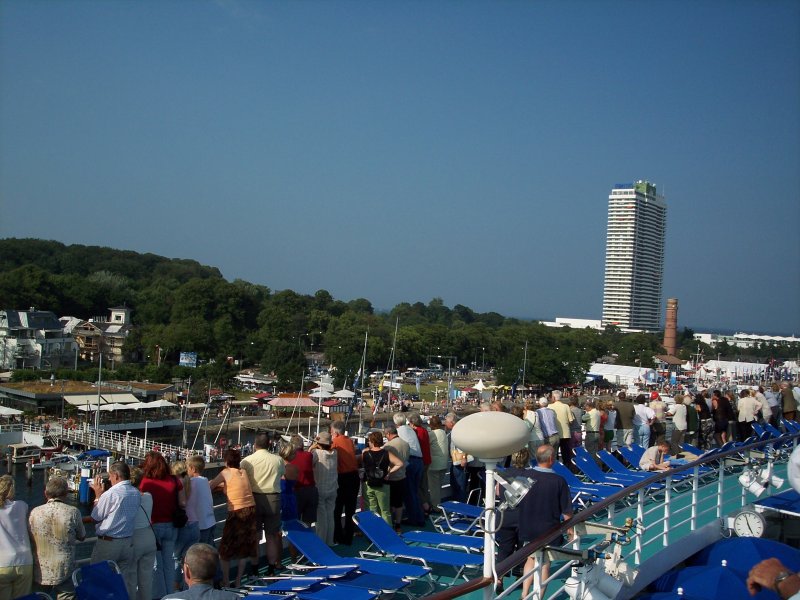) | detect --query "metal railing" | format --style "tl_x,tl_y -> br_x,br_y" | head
427,432 -> 799,600
2,423 -> 190,461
